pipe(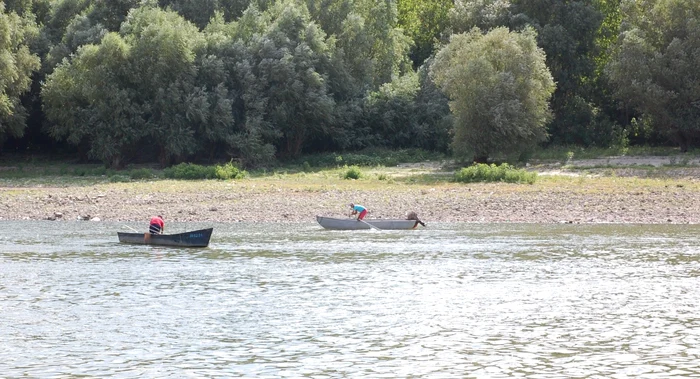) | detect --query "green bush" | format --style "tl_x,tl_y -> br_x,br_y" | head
343,165 -> 363,180
163,163 -> 216,180
454,163 -> 537,184
72,166 -> 111,177
214,161 -> 246,180
72,167 -> 87,176
129,168 -> 154,180
109,174 -> 131,183
163,162 -> 246,180
295,149 -> 443,168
